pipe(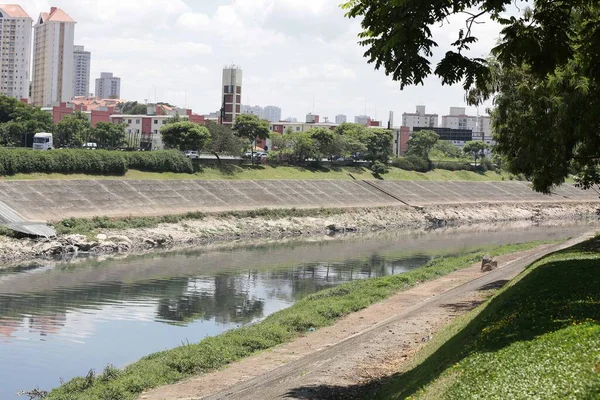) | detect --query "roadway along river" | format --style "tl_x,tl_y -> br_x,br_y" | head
0,221 -> 595,398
